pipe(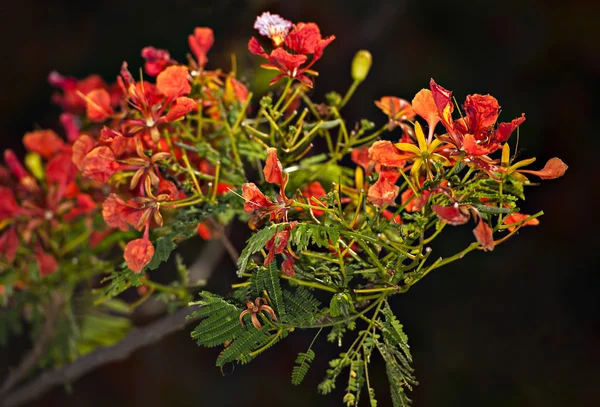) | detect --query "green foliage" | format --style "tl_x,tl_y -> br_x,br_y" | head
189,292 -> 245,348
237,224 -> 281,276
330,292 -> 355,318
217,327 -> 289,366
282,286 -> 322,326
291,349 -> 315,385
289,223 -> 341,252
